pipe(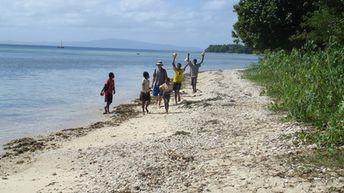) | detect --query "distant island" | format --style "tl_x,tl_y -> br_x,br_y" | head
205,44 -> 252,54
0,38 -> 201,52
